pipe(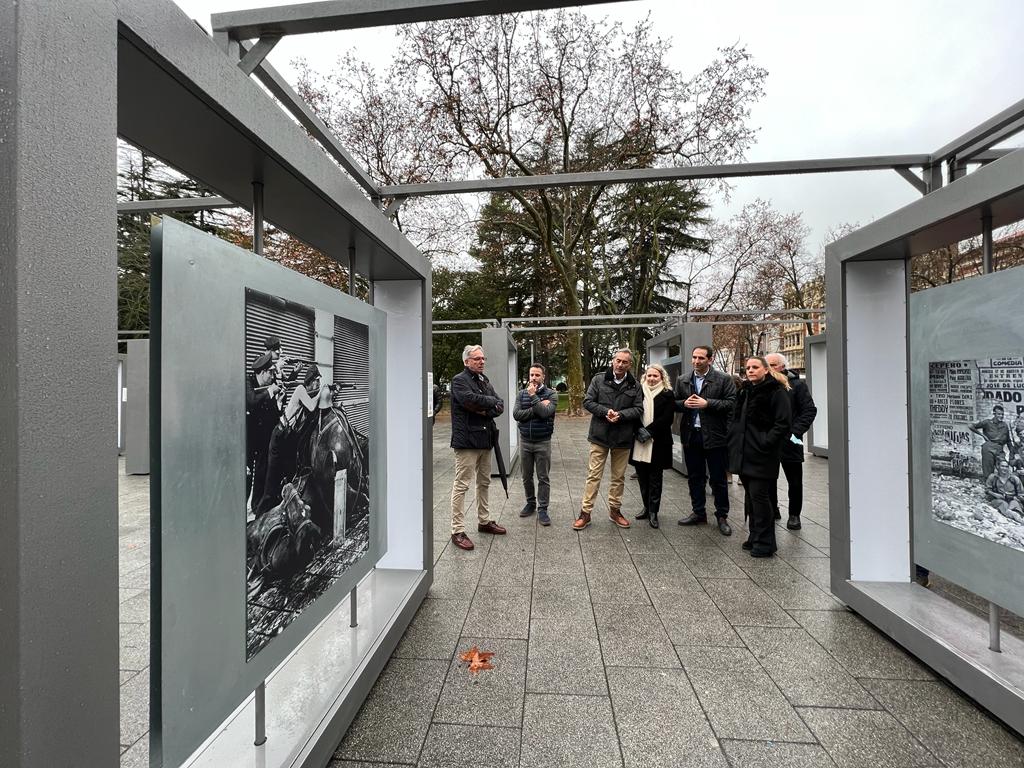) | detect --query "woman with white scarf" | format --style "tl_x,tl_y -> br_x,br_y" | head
630,364 -> 675,528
